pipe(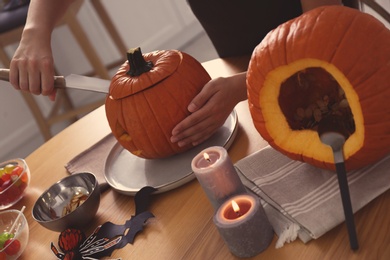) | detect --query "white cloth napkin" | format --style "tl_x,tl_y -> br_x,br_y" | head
234,146 -> 390,248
